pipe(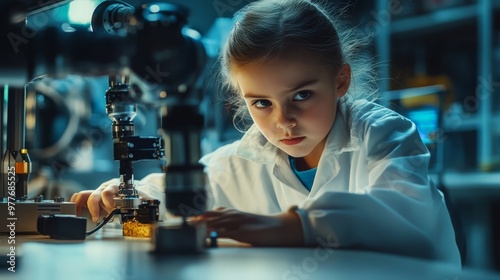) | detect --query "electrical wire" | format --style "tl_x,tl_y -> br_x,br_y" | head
86,208 -> 121,236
